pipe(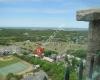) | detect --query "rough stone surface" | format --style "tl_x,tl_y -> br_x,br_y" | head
76,9 -> 100,79
22,70 -> 48,80
86,21 -> 100,77
77,9 -> 100,21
